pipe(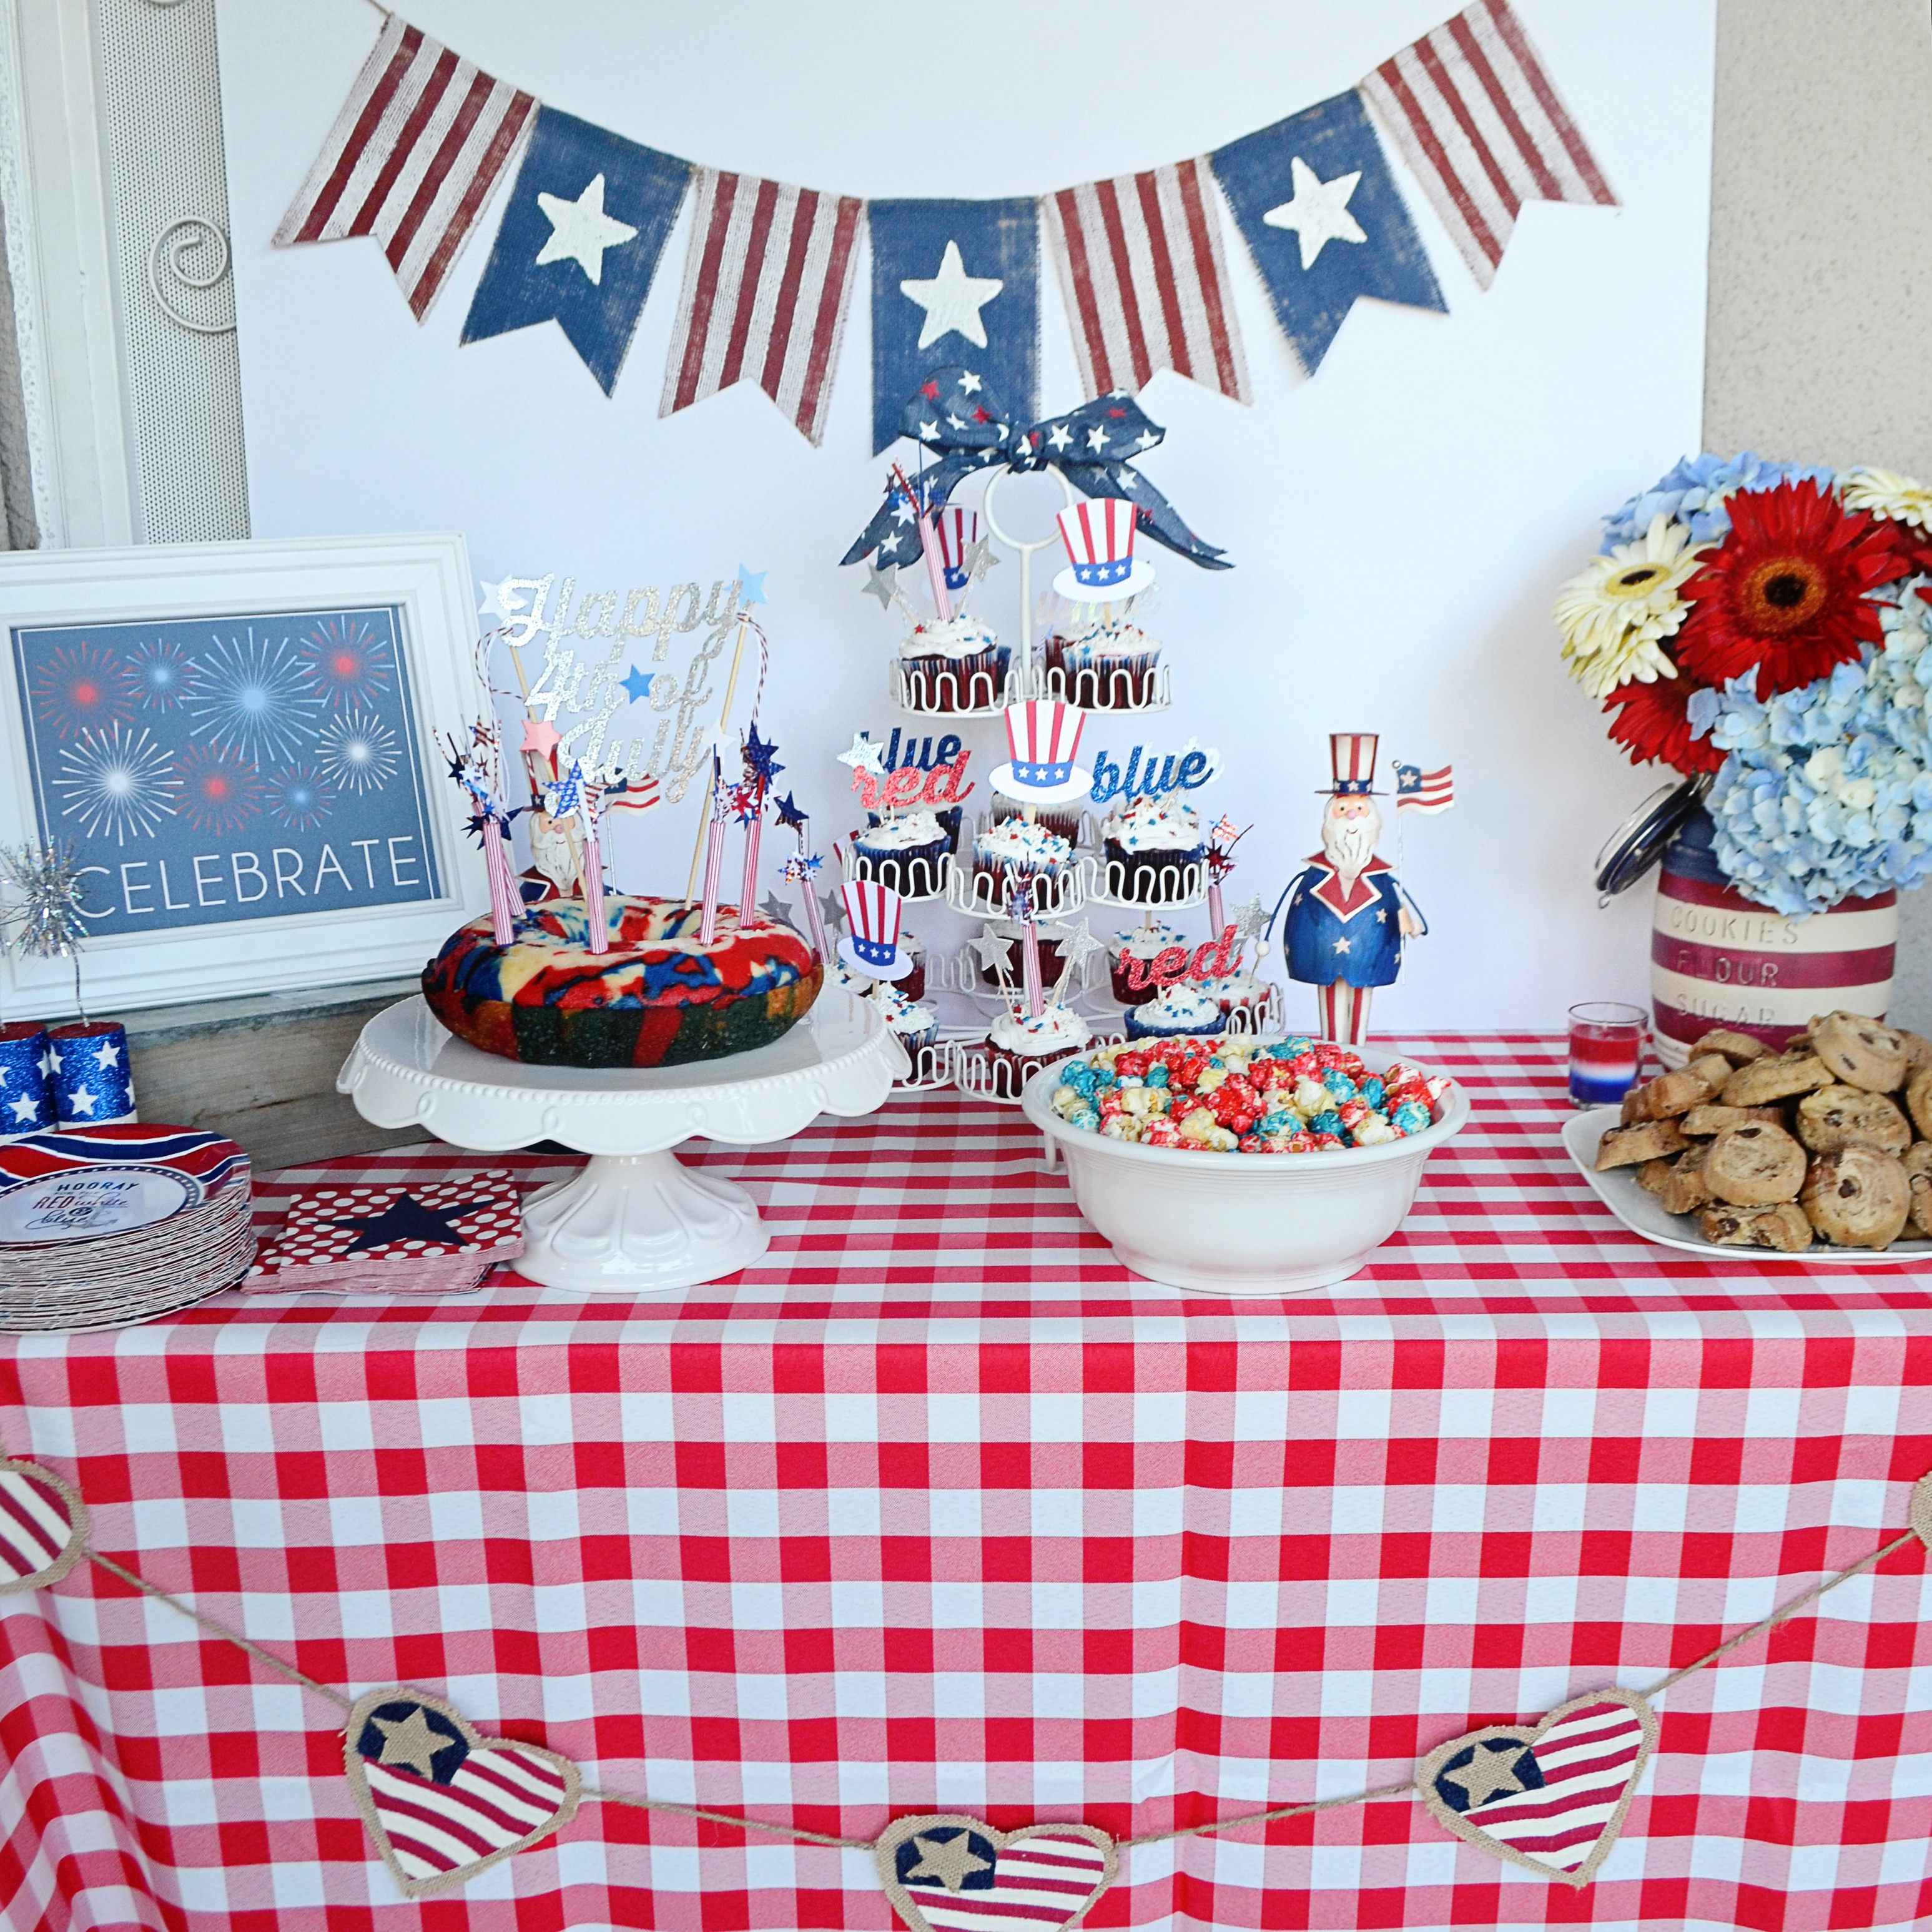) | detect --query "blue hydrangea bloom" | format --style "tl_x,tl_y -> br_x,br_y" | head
1599,451 -> 1836,553
1696,578 -> 1932,915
